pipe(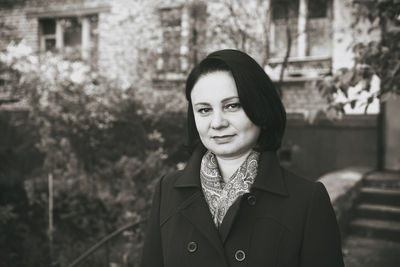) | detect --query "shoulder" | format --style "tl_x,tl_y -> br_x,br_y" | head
280,169 -> 336,232
156,169 -> 190,204
282,168 -> 329,204
159,169 -> 184,190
